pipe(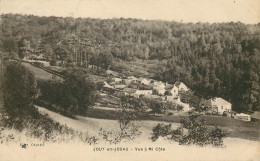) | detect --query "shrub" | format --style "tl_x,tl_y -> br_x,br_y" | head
32,62 -> 44,67
50,59 -> 57,66
99,110 -> 141,144
150,100 -> 166,115
151,114 -> 227,147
